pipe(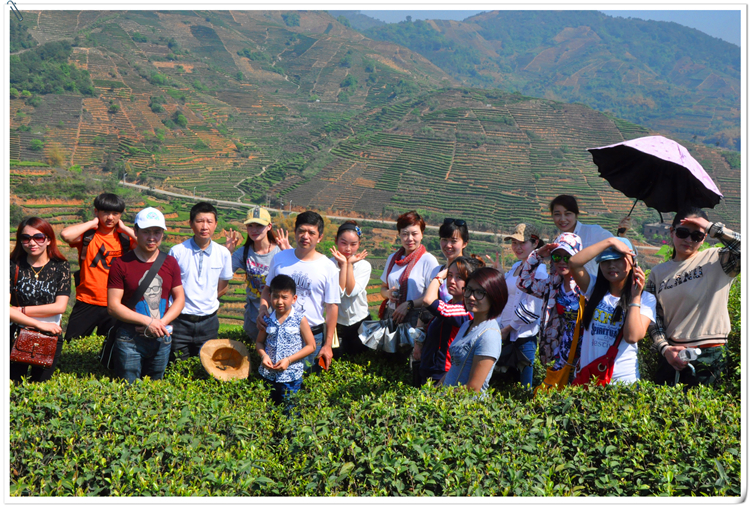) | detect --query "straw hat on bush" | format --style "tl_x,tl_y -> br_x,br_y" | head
199,339 -> 251,381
